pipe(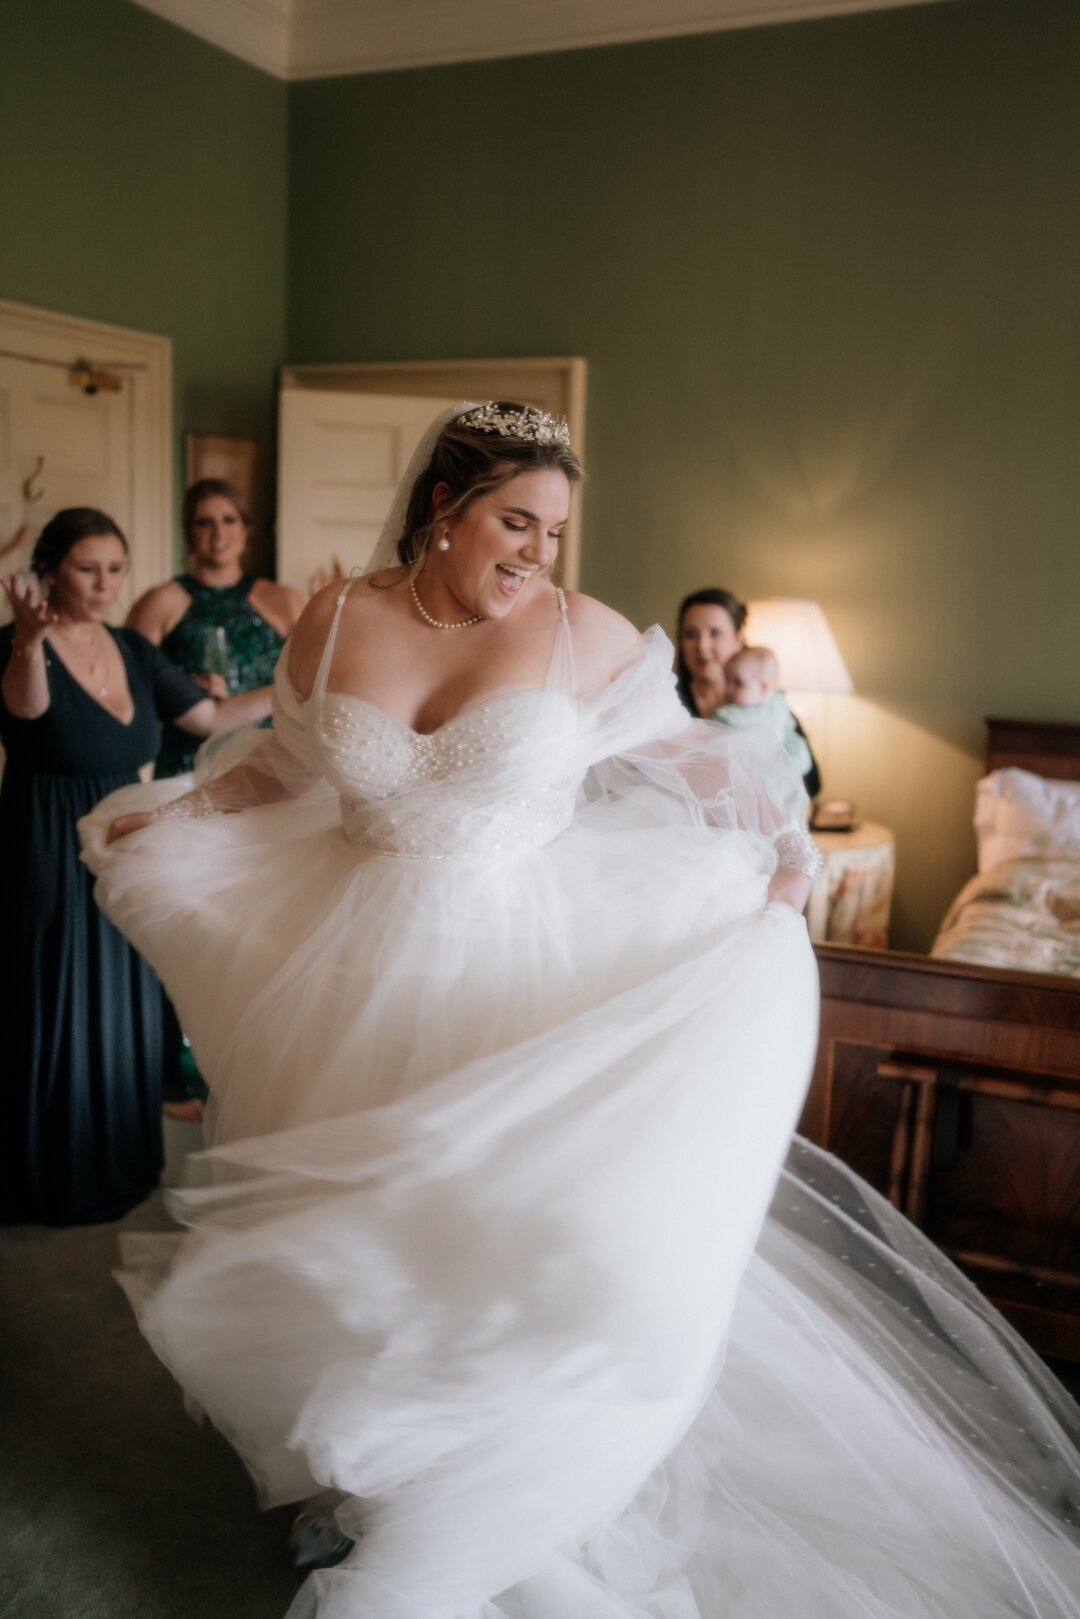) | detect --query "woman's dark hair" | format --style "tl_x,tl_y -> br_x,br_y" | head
395,403 -> 582,567
674,587 -> 748,712
182,479 -> 253,548
31,508 -> 128,578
